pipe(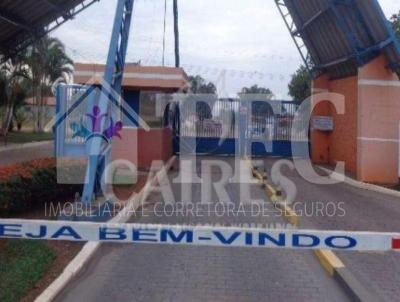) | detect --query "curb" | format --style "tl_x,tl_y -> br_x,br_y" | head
251,162 -> 379,302
313,250 -> 380,302
274,201 -> 298,227
318,165 -> 400,199
0,140 -> 53,152
34,156 -> 177,302
333,267 -> 383,302
251,166 -> 298,227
